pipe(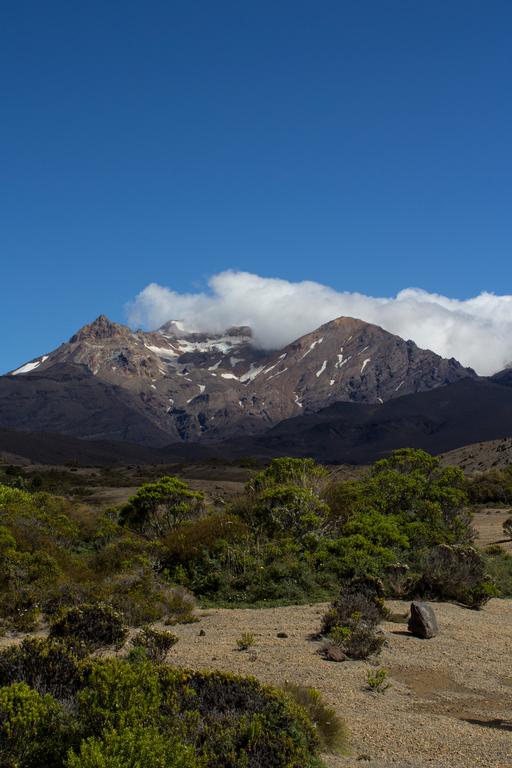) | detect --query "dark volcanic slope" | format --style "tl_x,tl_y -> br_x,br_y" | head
2,378 -> 512,466
242,378 -> 512,463
0,429 -> 166,466
0,364 -> 172,447
490,368 -> 512,387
